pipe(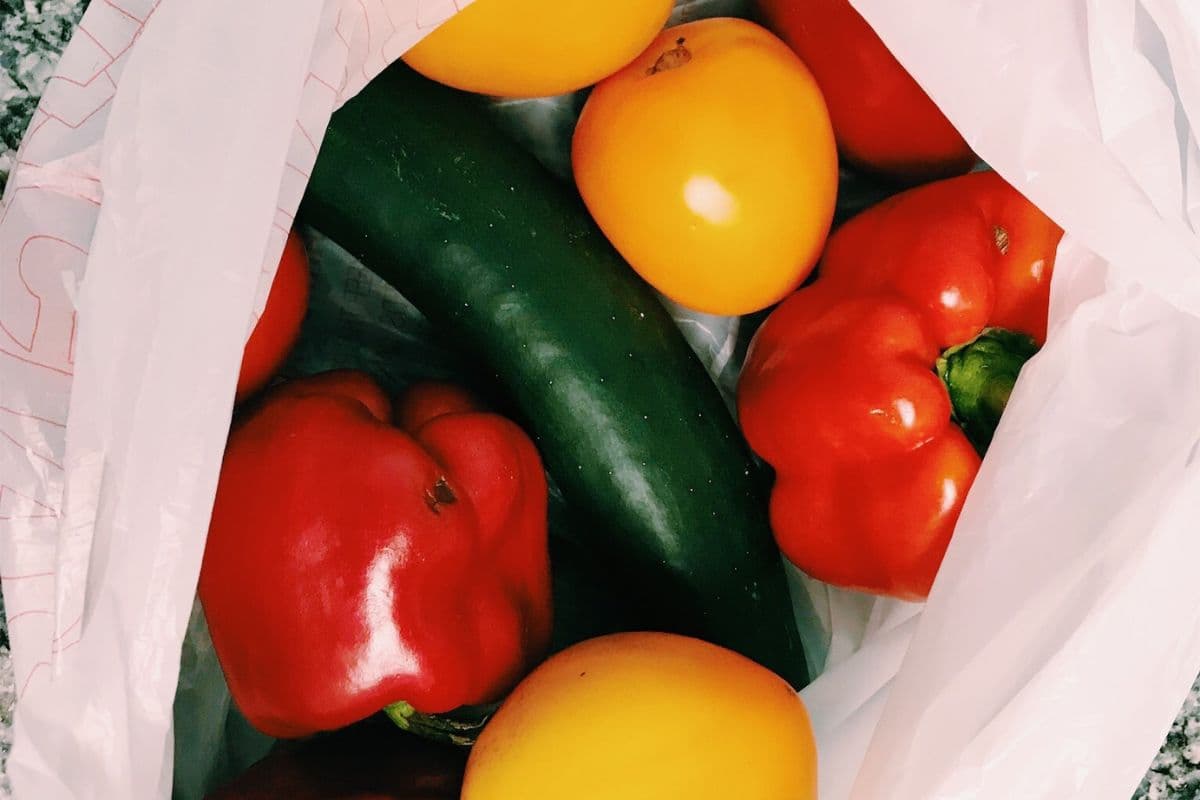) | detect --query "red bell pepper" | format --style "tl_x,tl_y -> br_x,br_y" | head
199,370 -> 552,738
737,171 -> 1063,599
235,229 -> 310,403
757,0 -> 976,181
